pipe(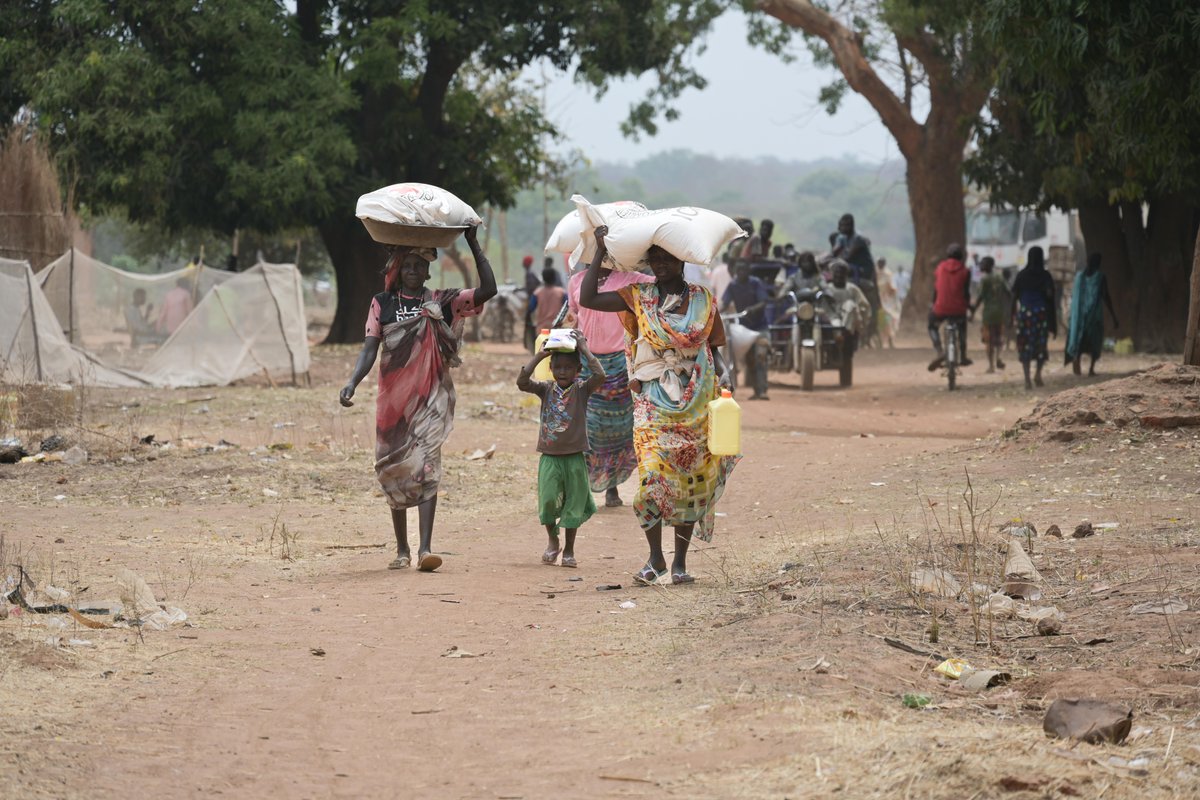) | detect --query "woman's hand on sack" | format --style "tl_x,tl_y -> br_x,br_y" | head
464,223 -> 480,246
339,384 -> 356,407
593,225 -> 609,242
